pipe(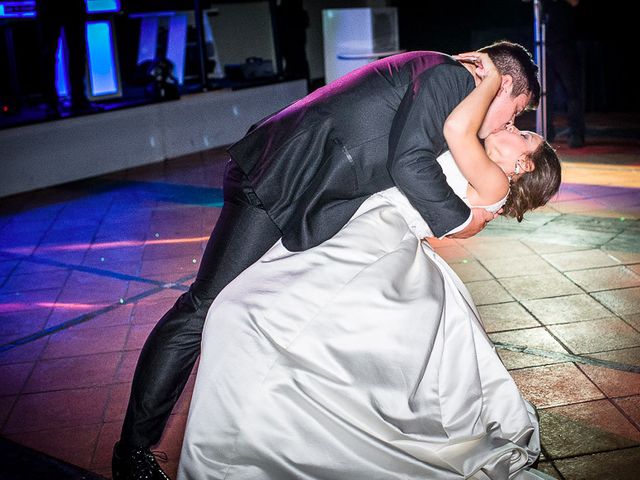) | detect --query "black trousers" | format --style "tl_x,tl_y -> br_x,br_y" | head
120,162 -> 282,448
